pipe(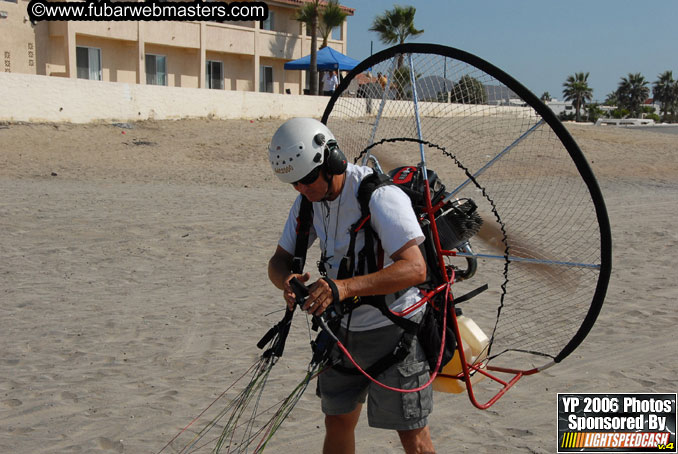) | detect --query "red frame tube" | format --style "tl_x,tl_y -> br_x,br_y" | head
419,177 -> 529,409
